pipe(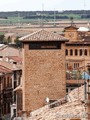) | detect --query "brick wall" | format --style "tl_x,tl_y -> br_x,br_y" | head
22,42 -> 66,112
